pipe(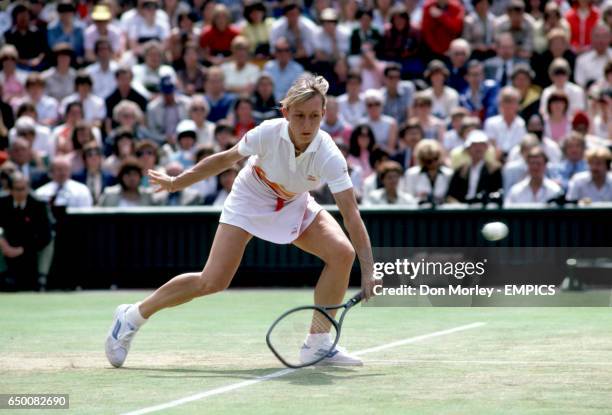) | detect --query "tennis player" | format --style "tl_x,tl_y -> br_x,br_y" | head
105,75 -> 377,367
